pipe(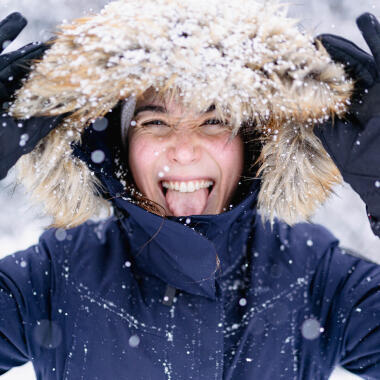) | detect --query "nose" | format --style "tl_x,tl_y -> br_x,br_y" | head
166,132 -> 201,165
